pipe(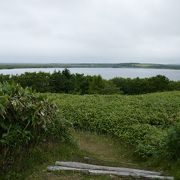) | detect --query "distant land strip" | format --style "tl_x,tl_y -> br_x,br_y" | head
0,63 -> 180,70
